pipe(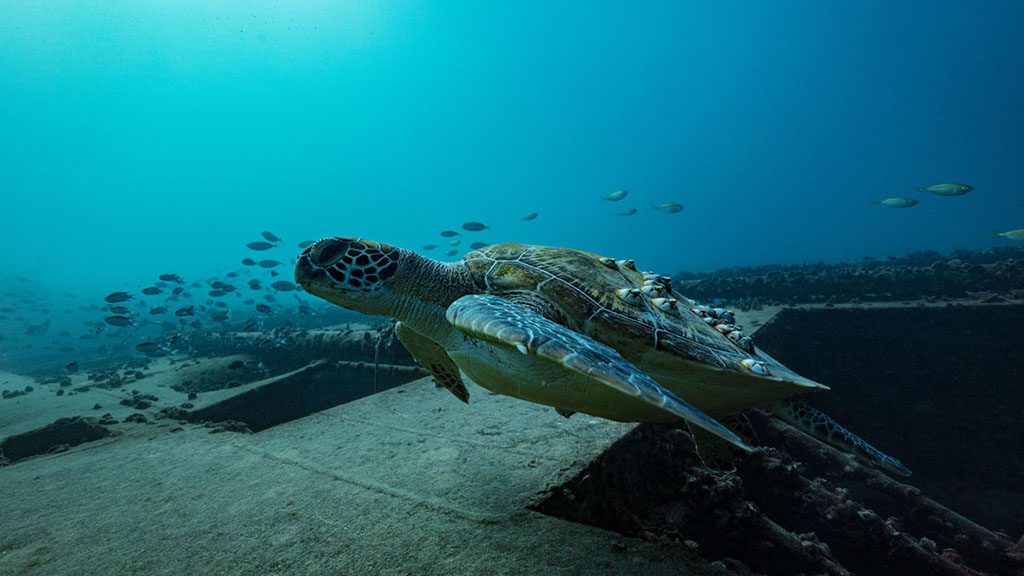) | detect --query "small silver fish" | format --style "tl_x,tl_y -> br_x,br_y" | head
241,258 -> 256,266
440,230 -> 461,237
247,241 -> 277,251
521,212 -> 538,221
271,280 -> 297,292
258,260 -> 282,268
449,239 -> 461,247
297,240 -> 315,249
469,242 -> 488,249
916,183 -> 973,196
422,244 -> 438,251
141,287 -> 162,295
261,231 -> 283,243
444,249 -> 458,256
617,208 -> 637,216
651,203 -> 684,213
873,198 -> 918,208
603,190 -> 629,201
